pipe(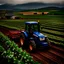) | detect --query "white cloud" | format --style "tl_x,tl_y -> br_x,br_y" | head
0,0 -> 64,4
